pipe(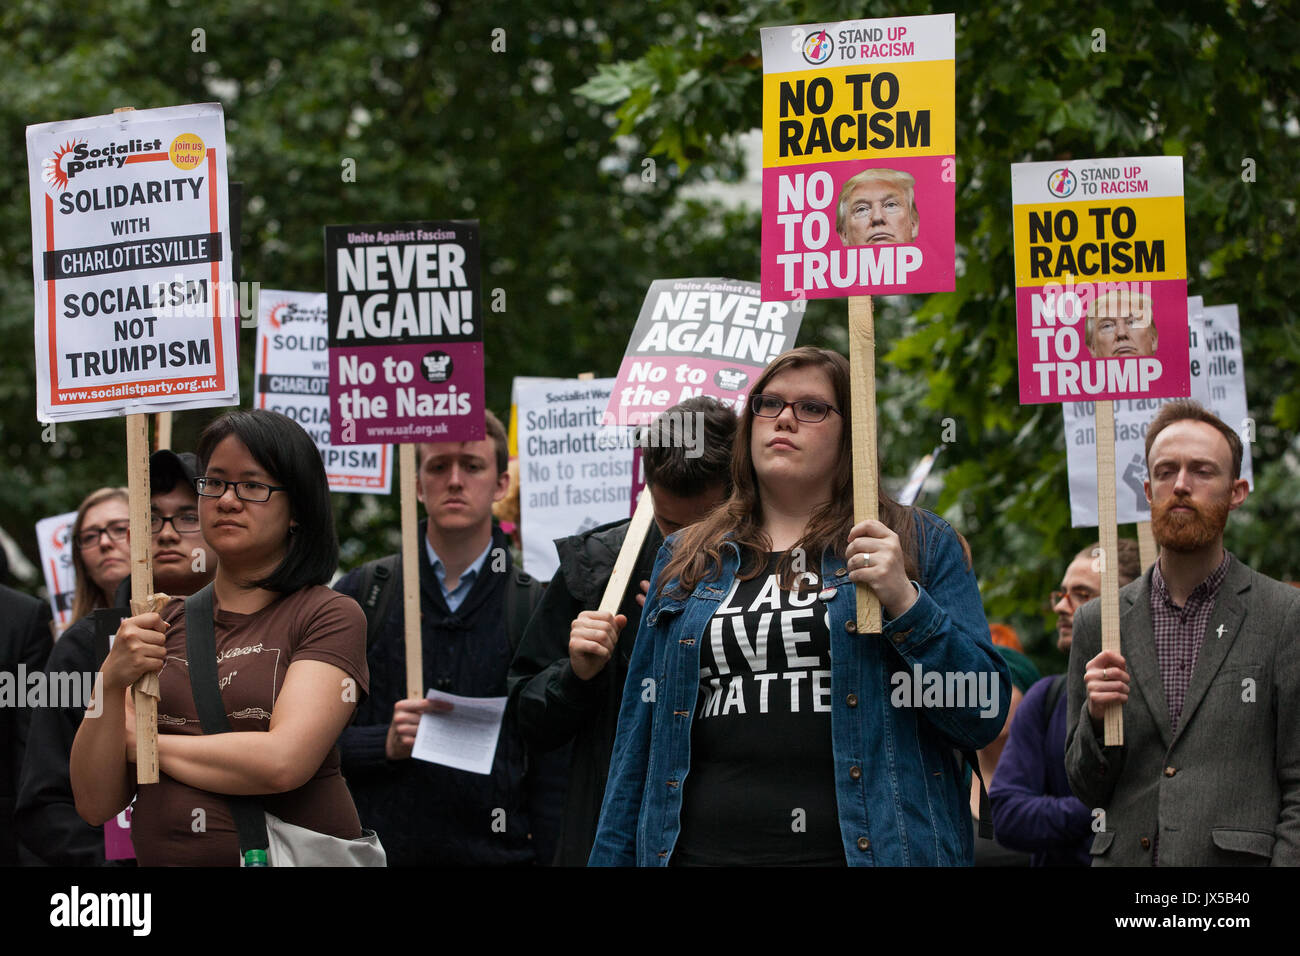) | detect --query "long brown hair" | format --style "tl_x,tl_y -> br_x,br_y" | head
70,486 -> 129,621
658,347 -> 919,597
